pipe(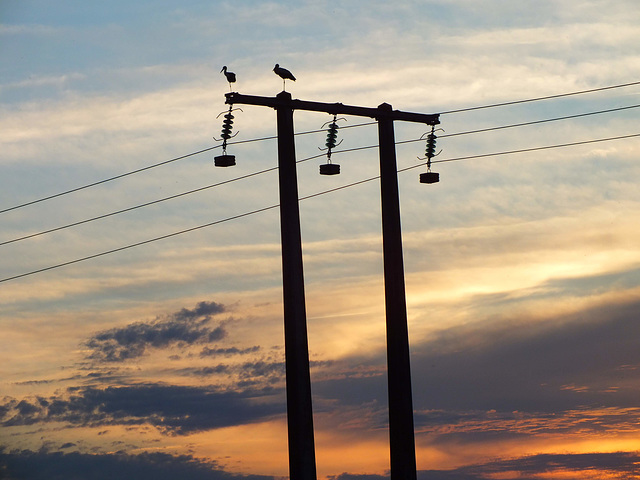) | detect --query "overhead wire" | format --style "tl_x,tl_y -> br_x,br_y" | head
1,80 -> 637,215
438,80 -> 640,115
419,132 -> 640,167
0,146 -> 214,215
2,130 -> 638,284
0,164 -> 278,246
436,103 -> 640,140
2,103 -> 638,247
0,122 -> 376,216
